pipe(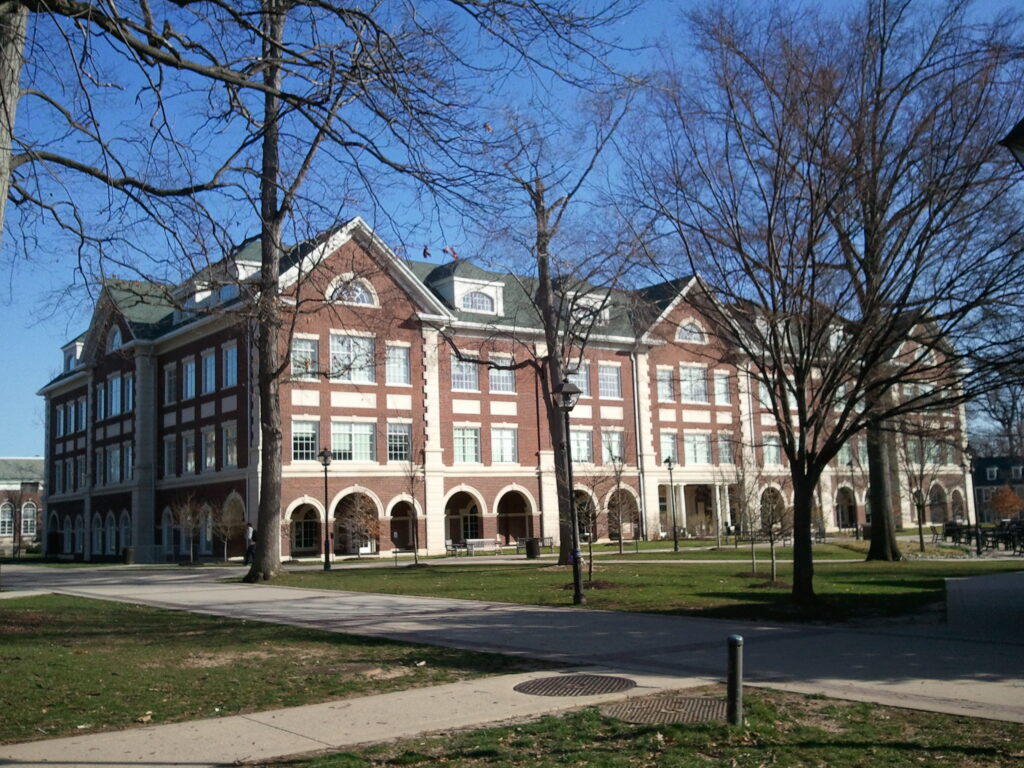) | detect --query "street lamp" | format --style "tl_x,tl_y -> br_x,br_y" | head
555,377 -> 585,605
665,456 -> 679,552
1000,117 -> 1024,172
318,447 -> 332,571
